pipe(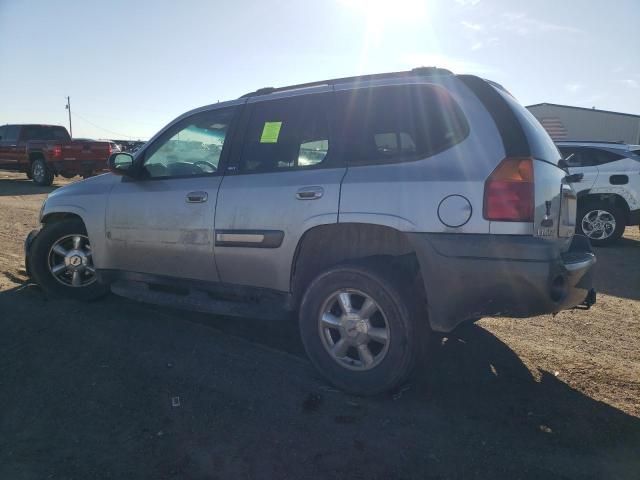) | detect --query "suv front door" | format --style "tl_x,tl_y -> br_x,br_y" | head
214,91 -> 345,292
104,105 -> 240,282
